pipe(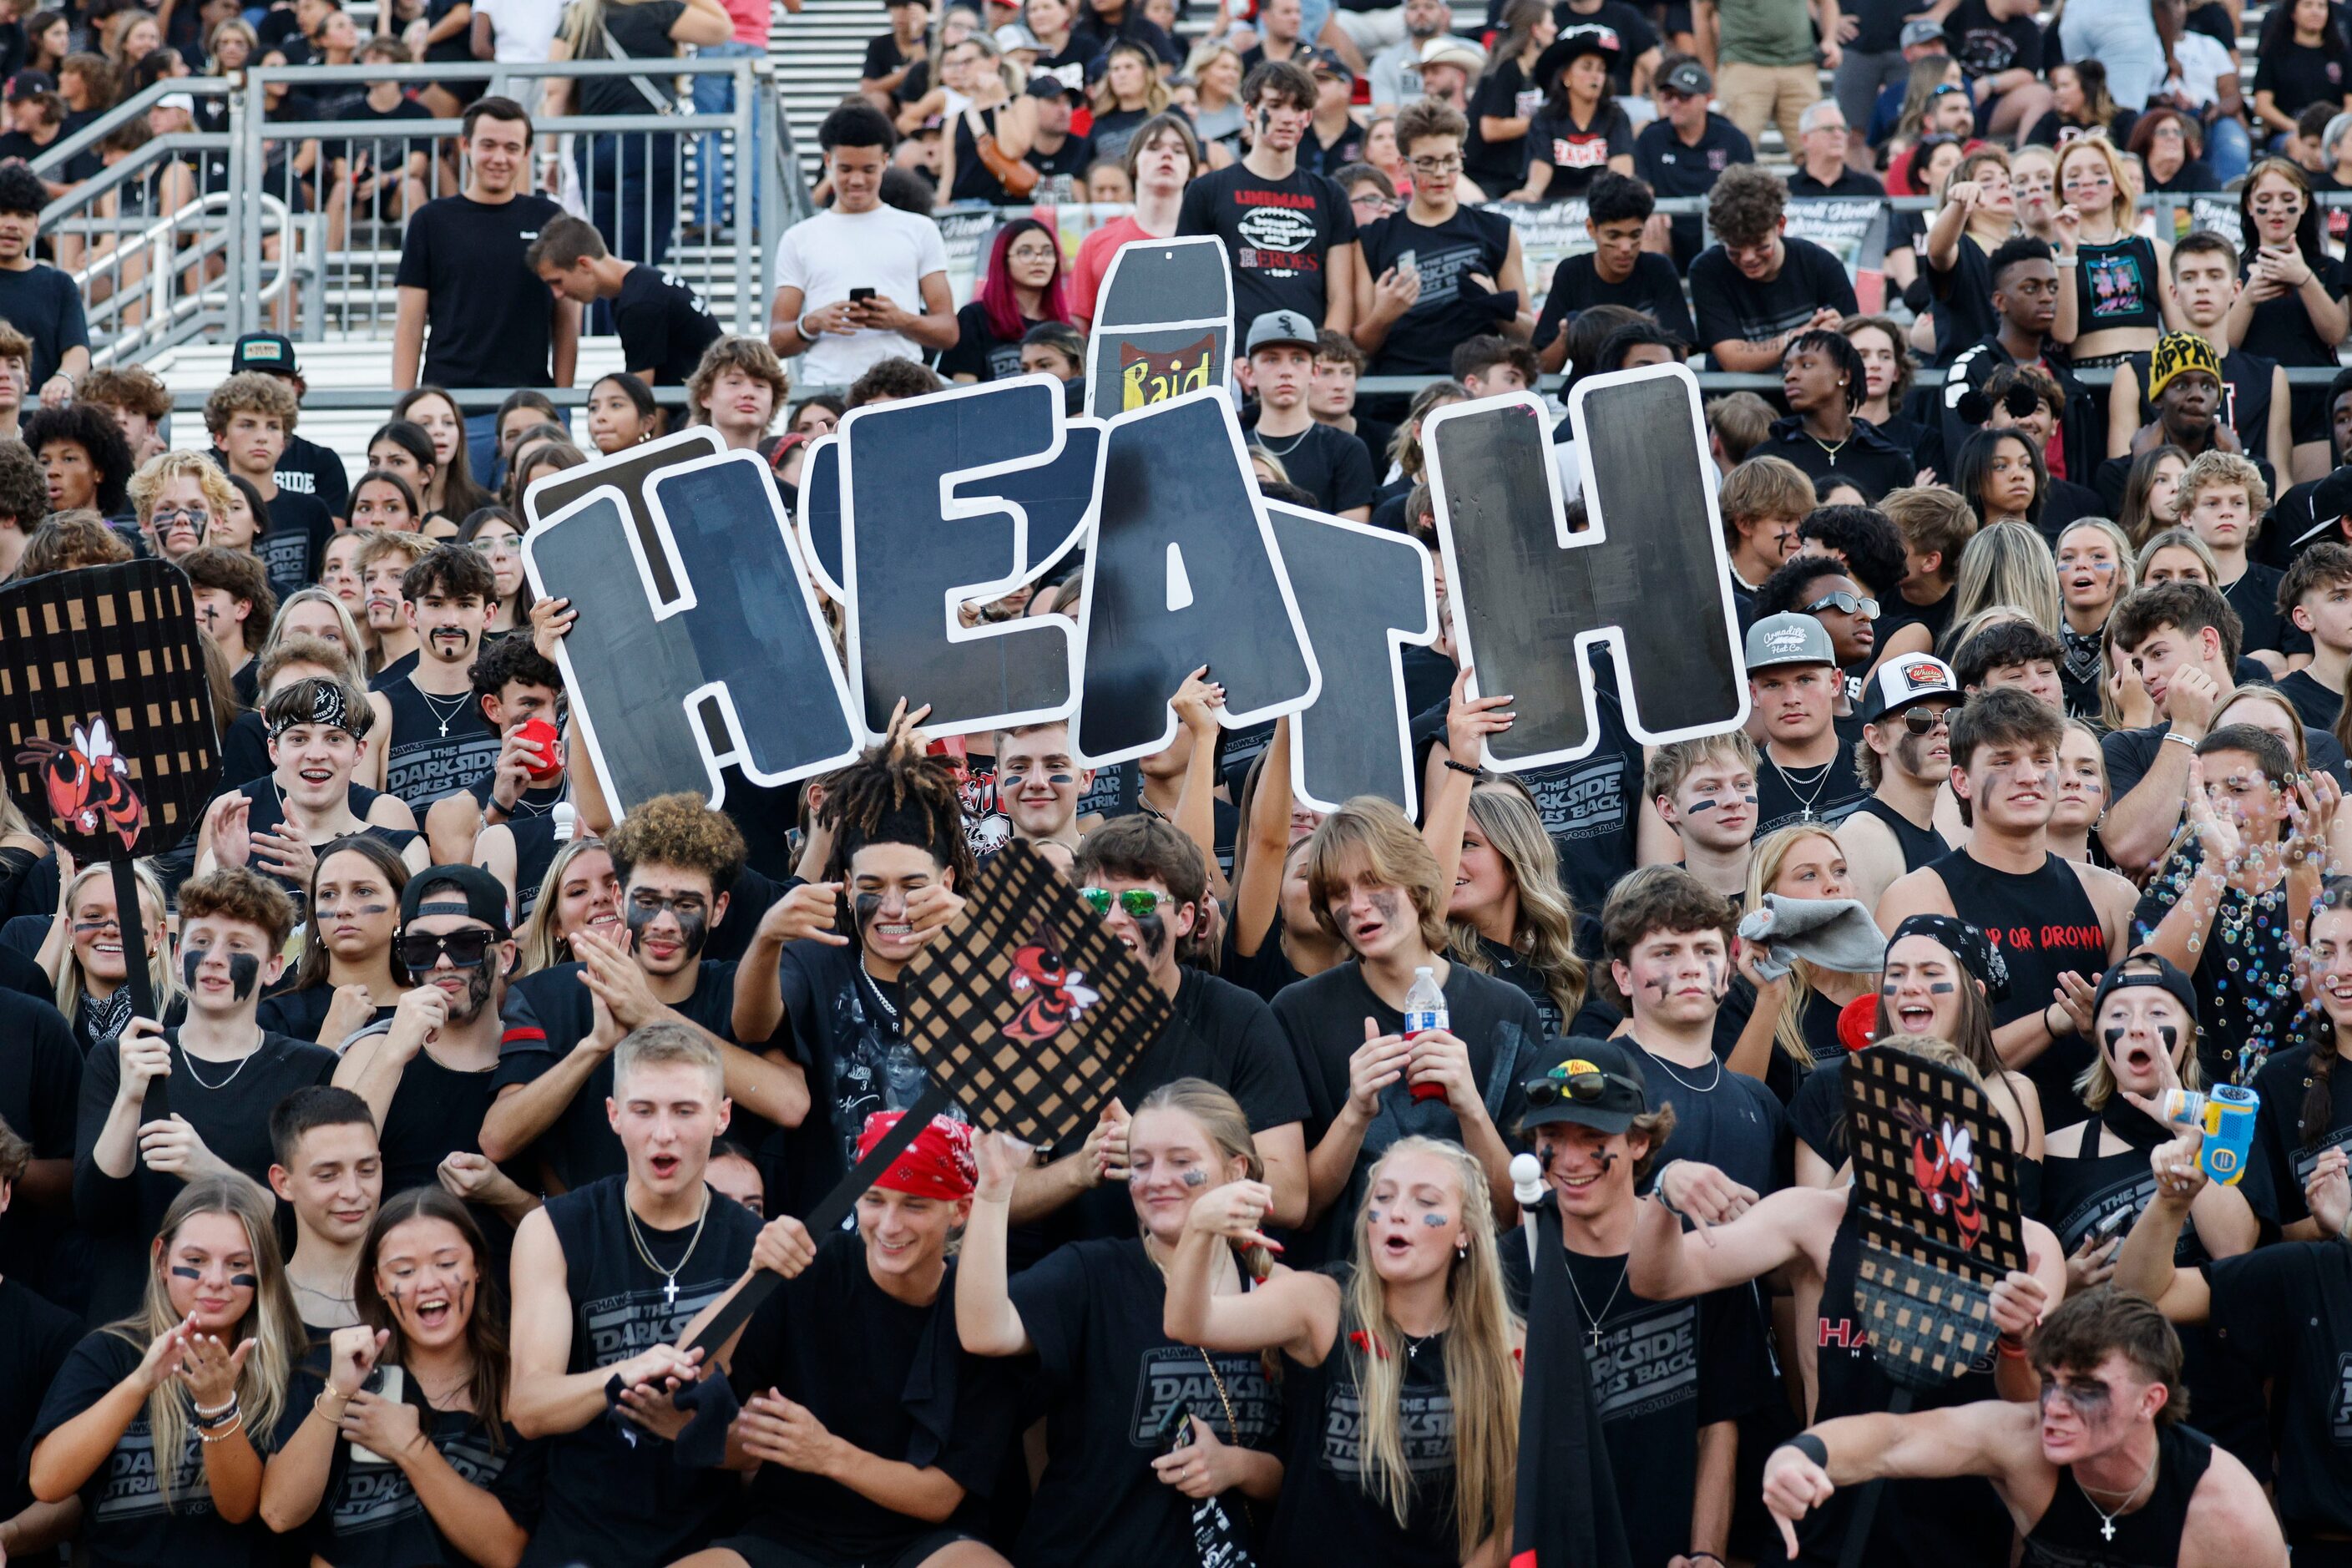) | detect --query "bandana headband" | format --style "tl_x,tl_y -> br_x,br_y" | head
855,1110 -> 977,1201
1888,913 -> 2011,1004
268,681 -> 354,739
